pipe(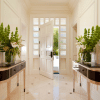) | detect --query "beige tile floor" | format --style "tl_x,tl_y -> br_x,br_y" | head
9,74 -> 88,100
